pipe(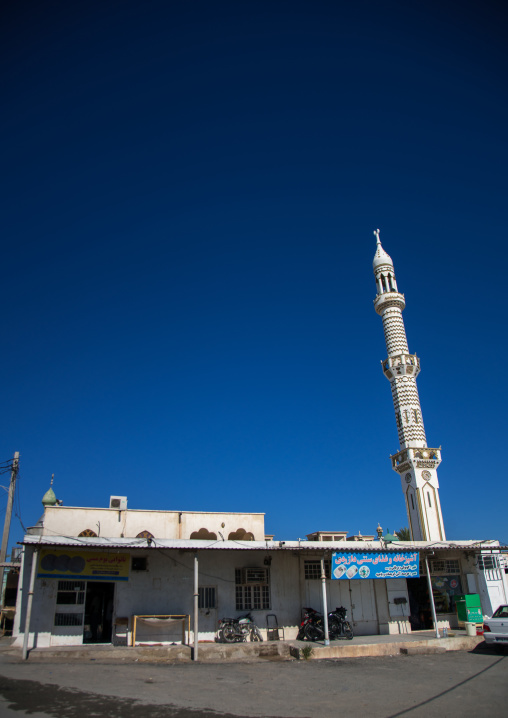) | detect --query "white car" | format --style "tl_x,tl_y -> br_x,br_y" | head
483,605 -> 508,649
